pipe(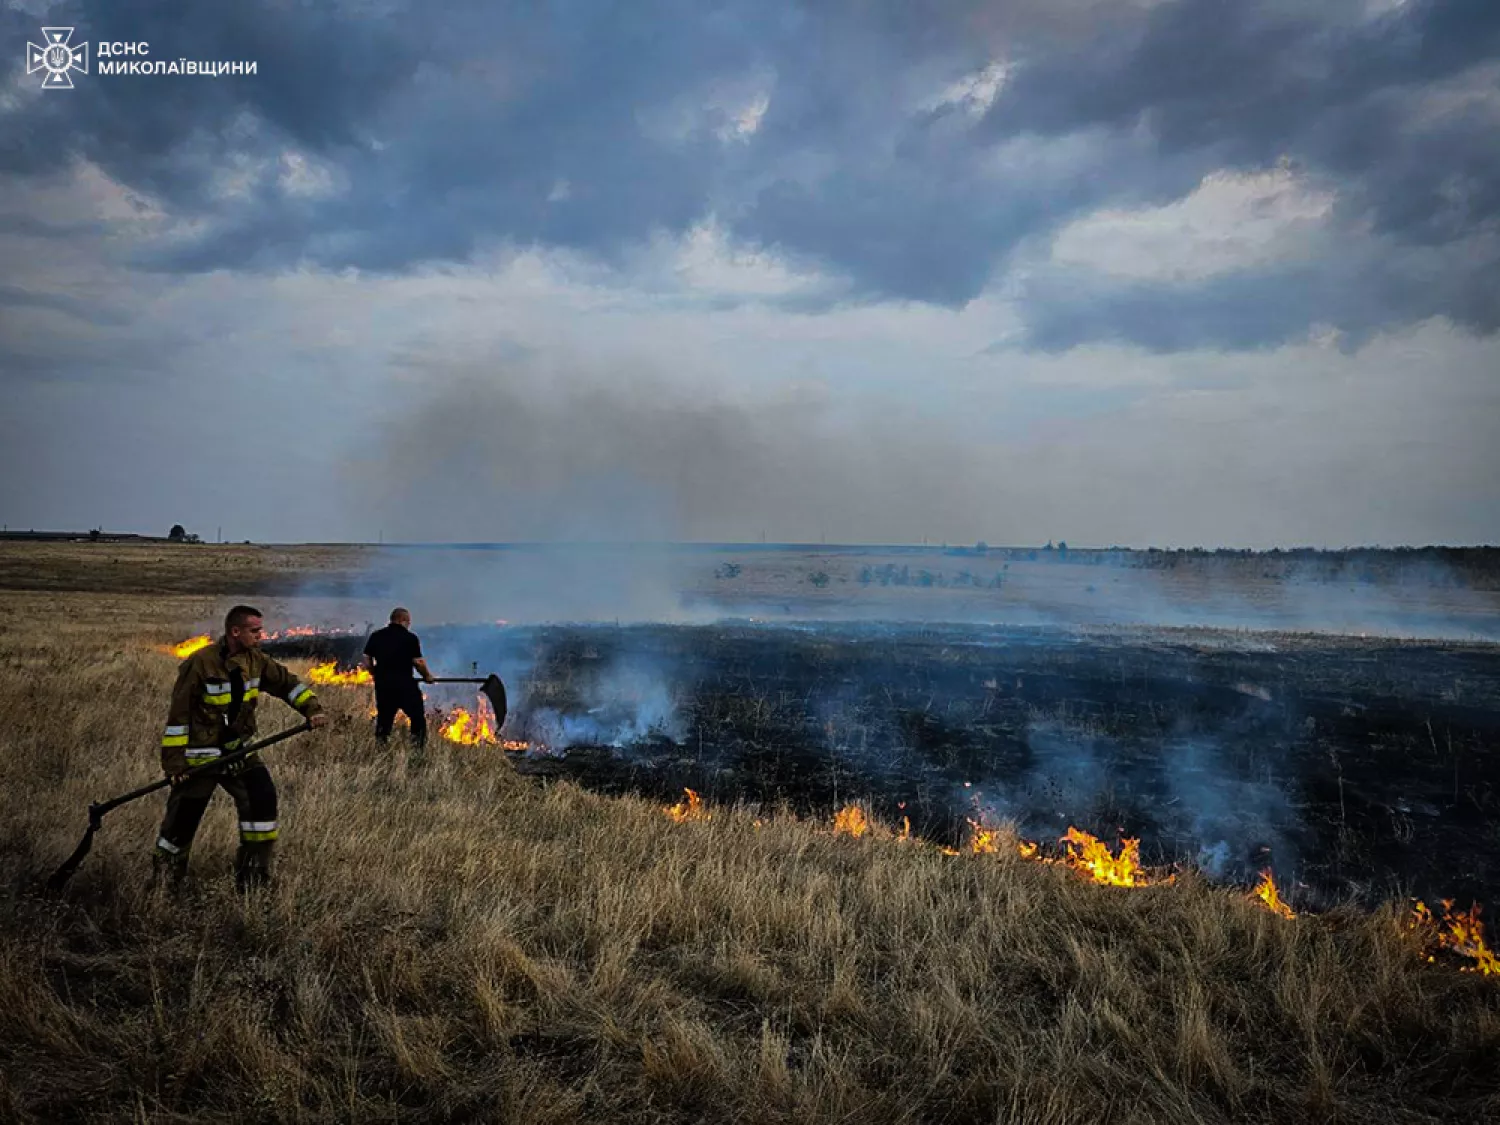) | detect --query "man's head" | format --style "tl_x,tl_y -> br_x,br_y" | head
390,607 -> 411,628
225,605 -> 264,654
